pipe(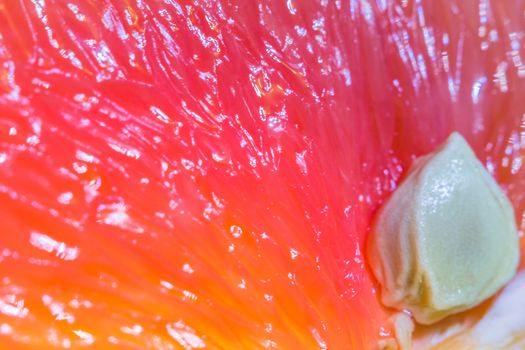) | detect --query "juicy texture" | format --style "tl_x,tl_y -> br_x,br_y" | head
0,0 -> 524,349
368,132 -> 519,324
